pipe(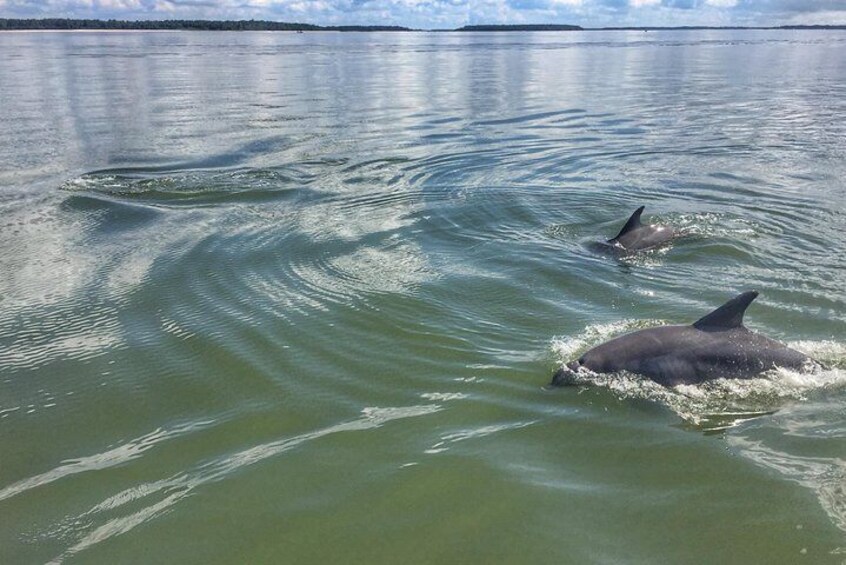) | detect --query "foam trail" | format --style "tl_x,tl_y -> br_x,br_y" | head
0,420 -> 215,503
46,405 -> 440,564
